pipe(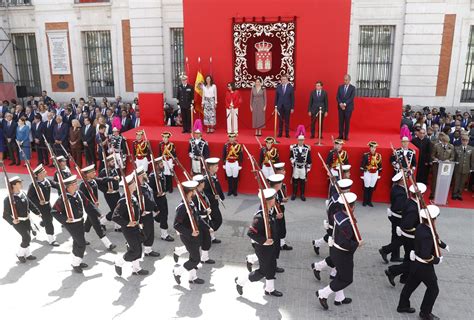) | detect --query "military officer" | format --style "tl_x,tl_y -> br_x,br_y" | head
360,141 -> 382,207
259,137 -> 280,178
452,134 -> 473,200
176,74 -> 195,133
188,126 -> 209,174
158,131 -> 176,193
390,136 -> 417,174
430,133 -> 455,199
132,130 -> 150,172
326,139 -> 349,179
222,132 -> 243,196
290,134 -> 312,201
